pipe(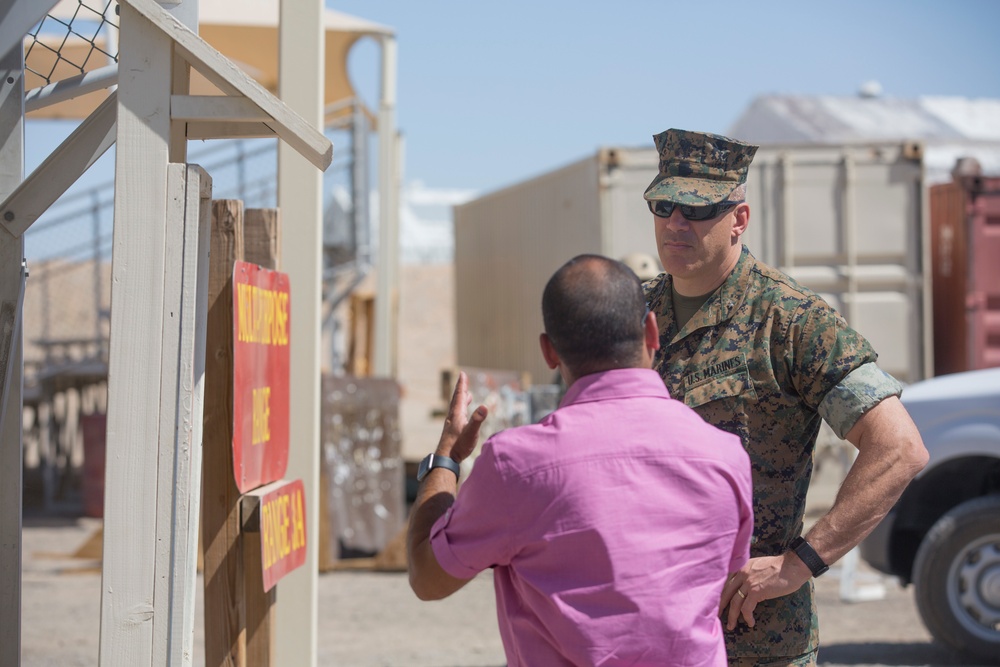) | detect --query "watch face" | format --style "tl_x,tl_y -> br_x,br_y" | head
791,537 -> 828,577
417,454 -> 432,482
